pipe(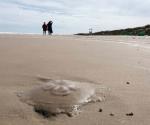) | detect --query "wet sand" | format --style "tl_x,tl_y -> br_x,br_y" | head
0,34 -> 150,125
